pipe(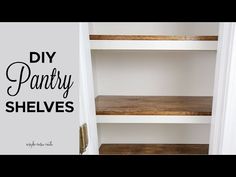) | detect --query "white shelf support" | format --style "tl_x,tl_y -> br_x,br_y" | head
91,40 -> 217,51
97,115 -> 211,124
